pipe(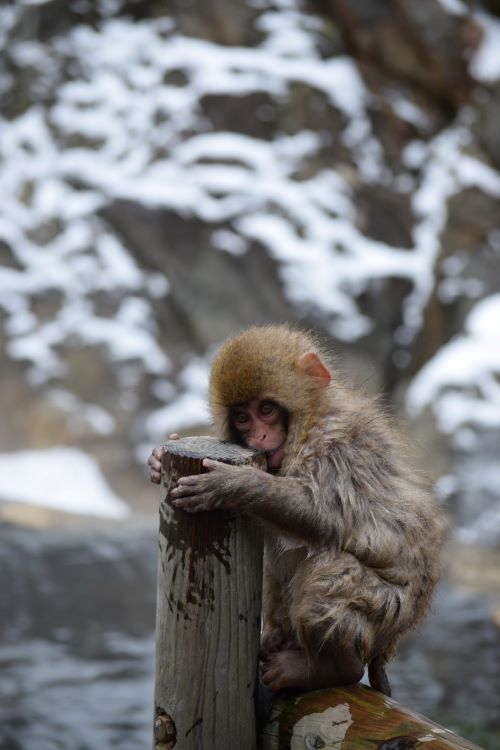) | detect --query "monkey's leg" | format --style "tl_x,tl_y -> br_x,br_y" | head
284,552 -> 386,692
260,628 -> 299,660
316,638 -> 364,689
368,654 -> 391,696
